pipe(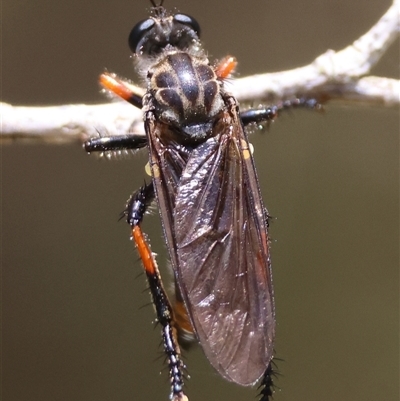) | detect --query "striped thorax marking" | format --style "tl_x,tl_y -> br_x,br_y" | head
149,52 -> 224,139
